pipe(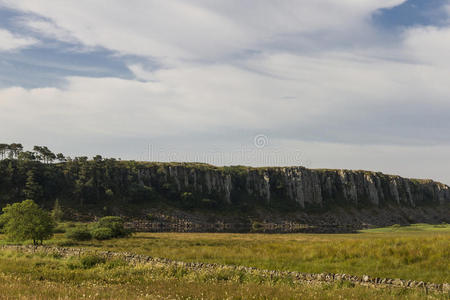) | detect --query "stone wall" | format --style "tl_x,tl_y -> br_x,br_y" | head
1,245 -> 448,294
